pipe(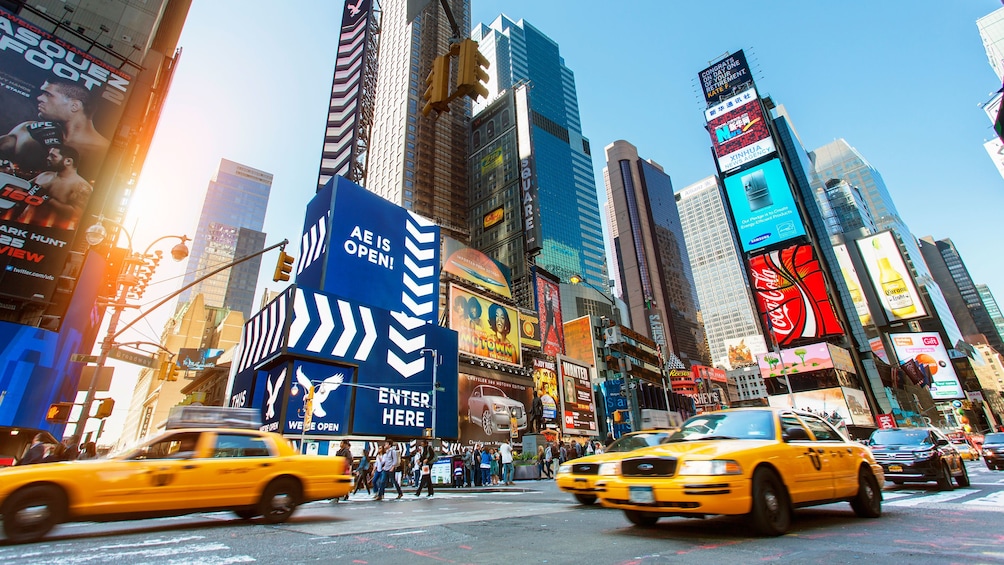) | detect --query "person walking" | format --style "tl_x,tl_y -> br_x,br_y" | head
536,445 -> 547,480
383,440 -> 404,499
16,433 -> 47,466
462,446 -> 476,487
77,441 -> 98,460
372,444 -> 387,501
335,440 -> 353,501
490,448 -> 500,485
353,449 -> 372,496
499,439 -> 515,485
542,442 -> 554,479
479,446 -> 492,486
414,439 -> 436,497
